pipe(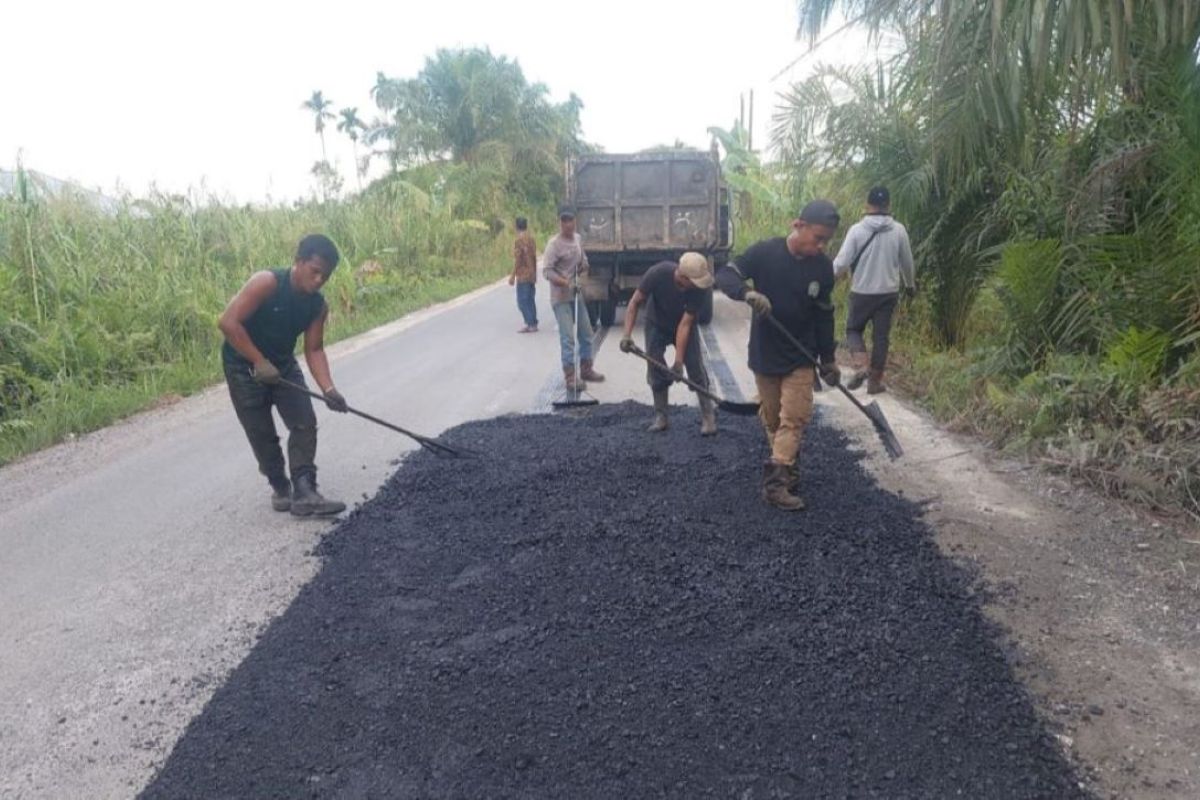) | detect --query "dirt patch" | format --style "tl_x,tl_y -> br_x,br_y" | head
141,403 -> 1089,799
